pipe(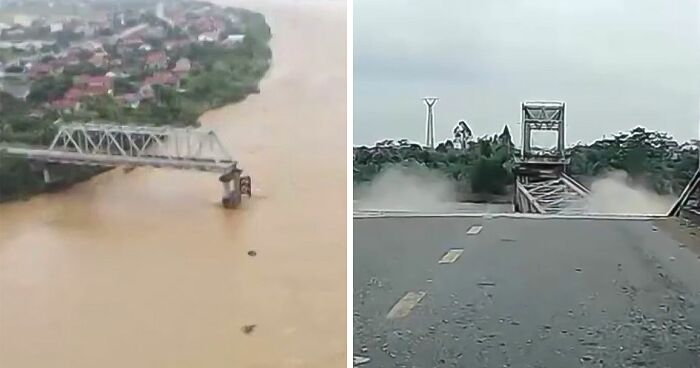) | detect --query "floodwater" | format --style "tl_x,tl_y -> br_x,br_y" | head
0,1 -> 347,367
